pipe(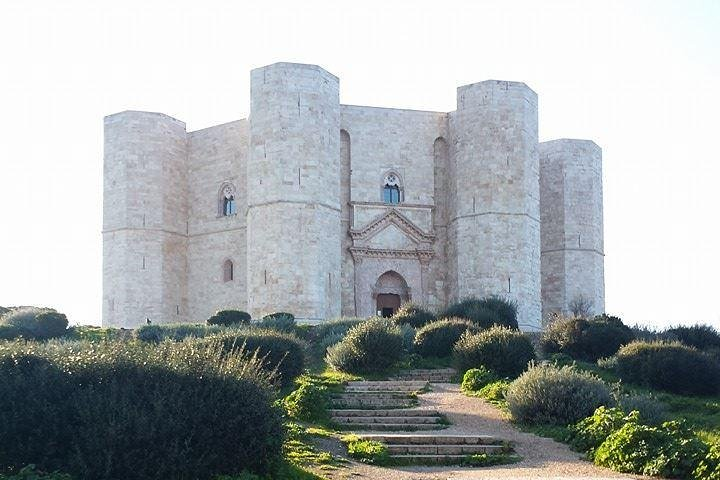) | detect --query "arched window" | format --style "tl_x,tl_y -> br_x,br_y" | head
219,182 -> 237,216
223,259 -> 234,282
382,172 -> 402,204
